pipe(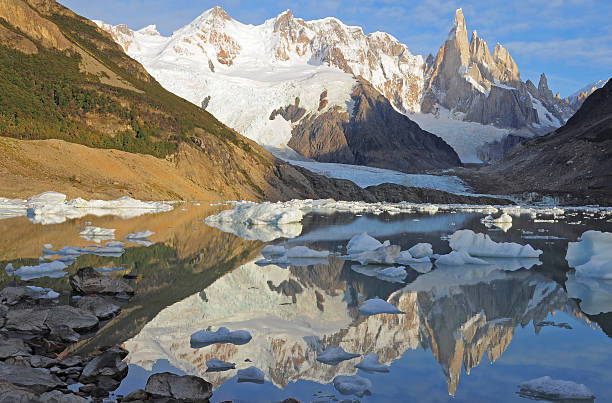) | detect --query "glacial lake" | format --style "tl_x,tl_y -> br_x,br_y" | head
1,202 -> 611,402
